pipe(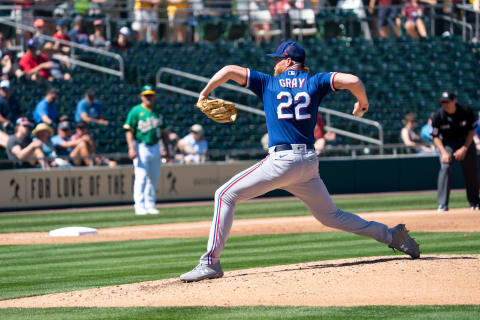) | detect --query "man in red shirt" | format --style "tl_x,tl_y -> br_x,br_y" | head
53,19 -> 71,54
18,39 -> 52,81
